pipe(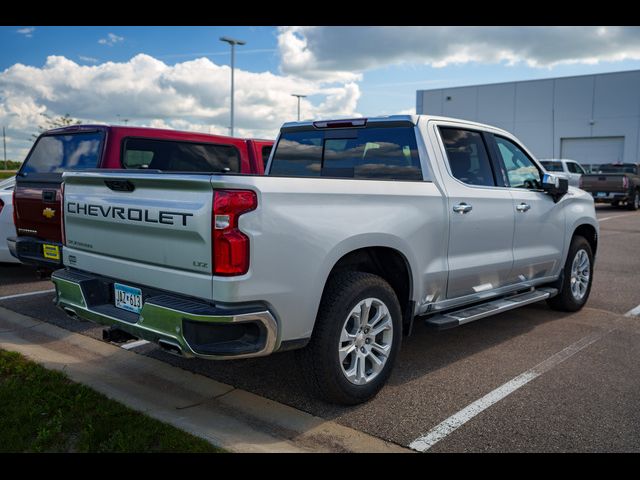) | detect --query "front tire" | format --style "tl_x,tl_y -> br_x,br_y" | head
547,235 -> 594,312
298,271 -> 402,405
